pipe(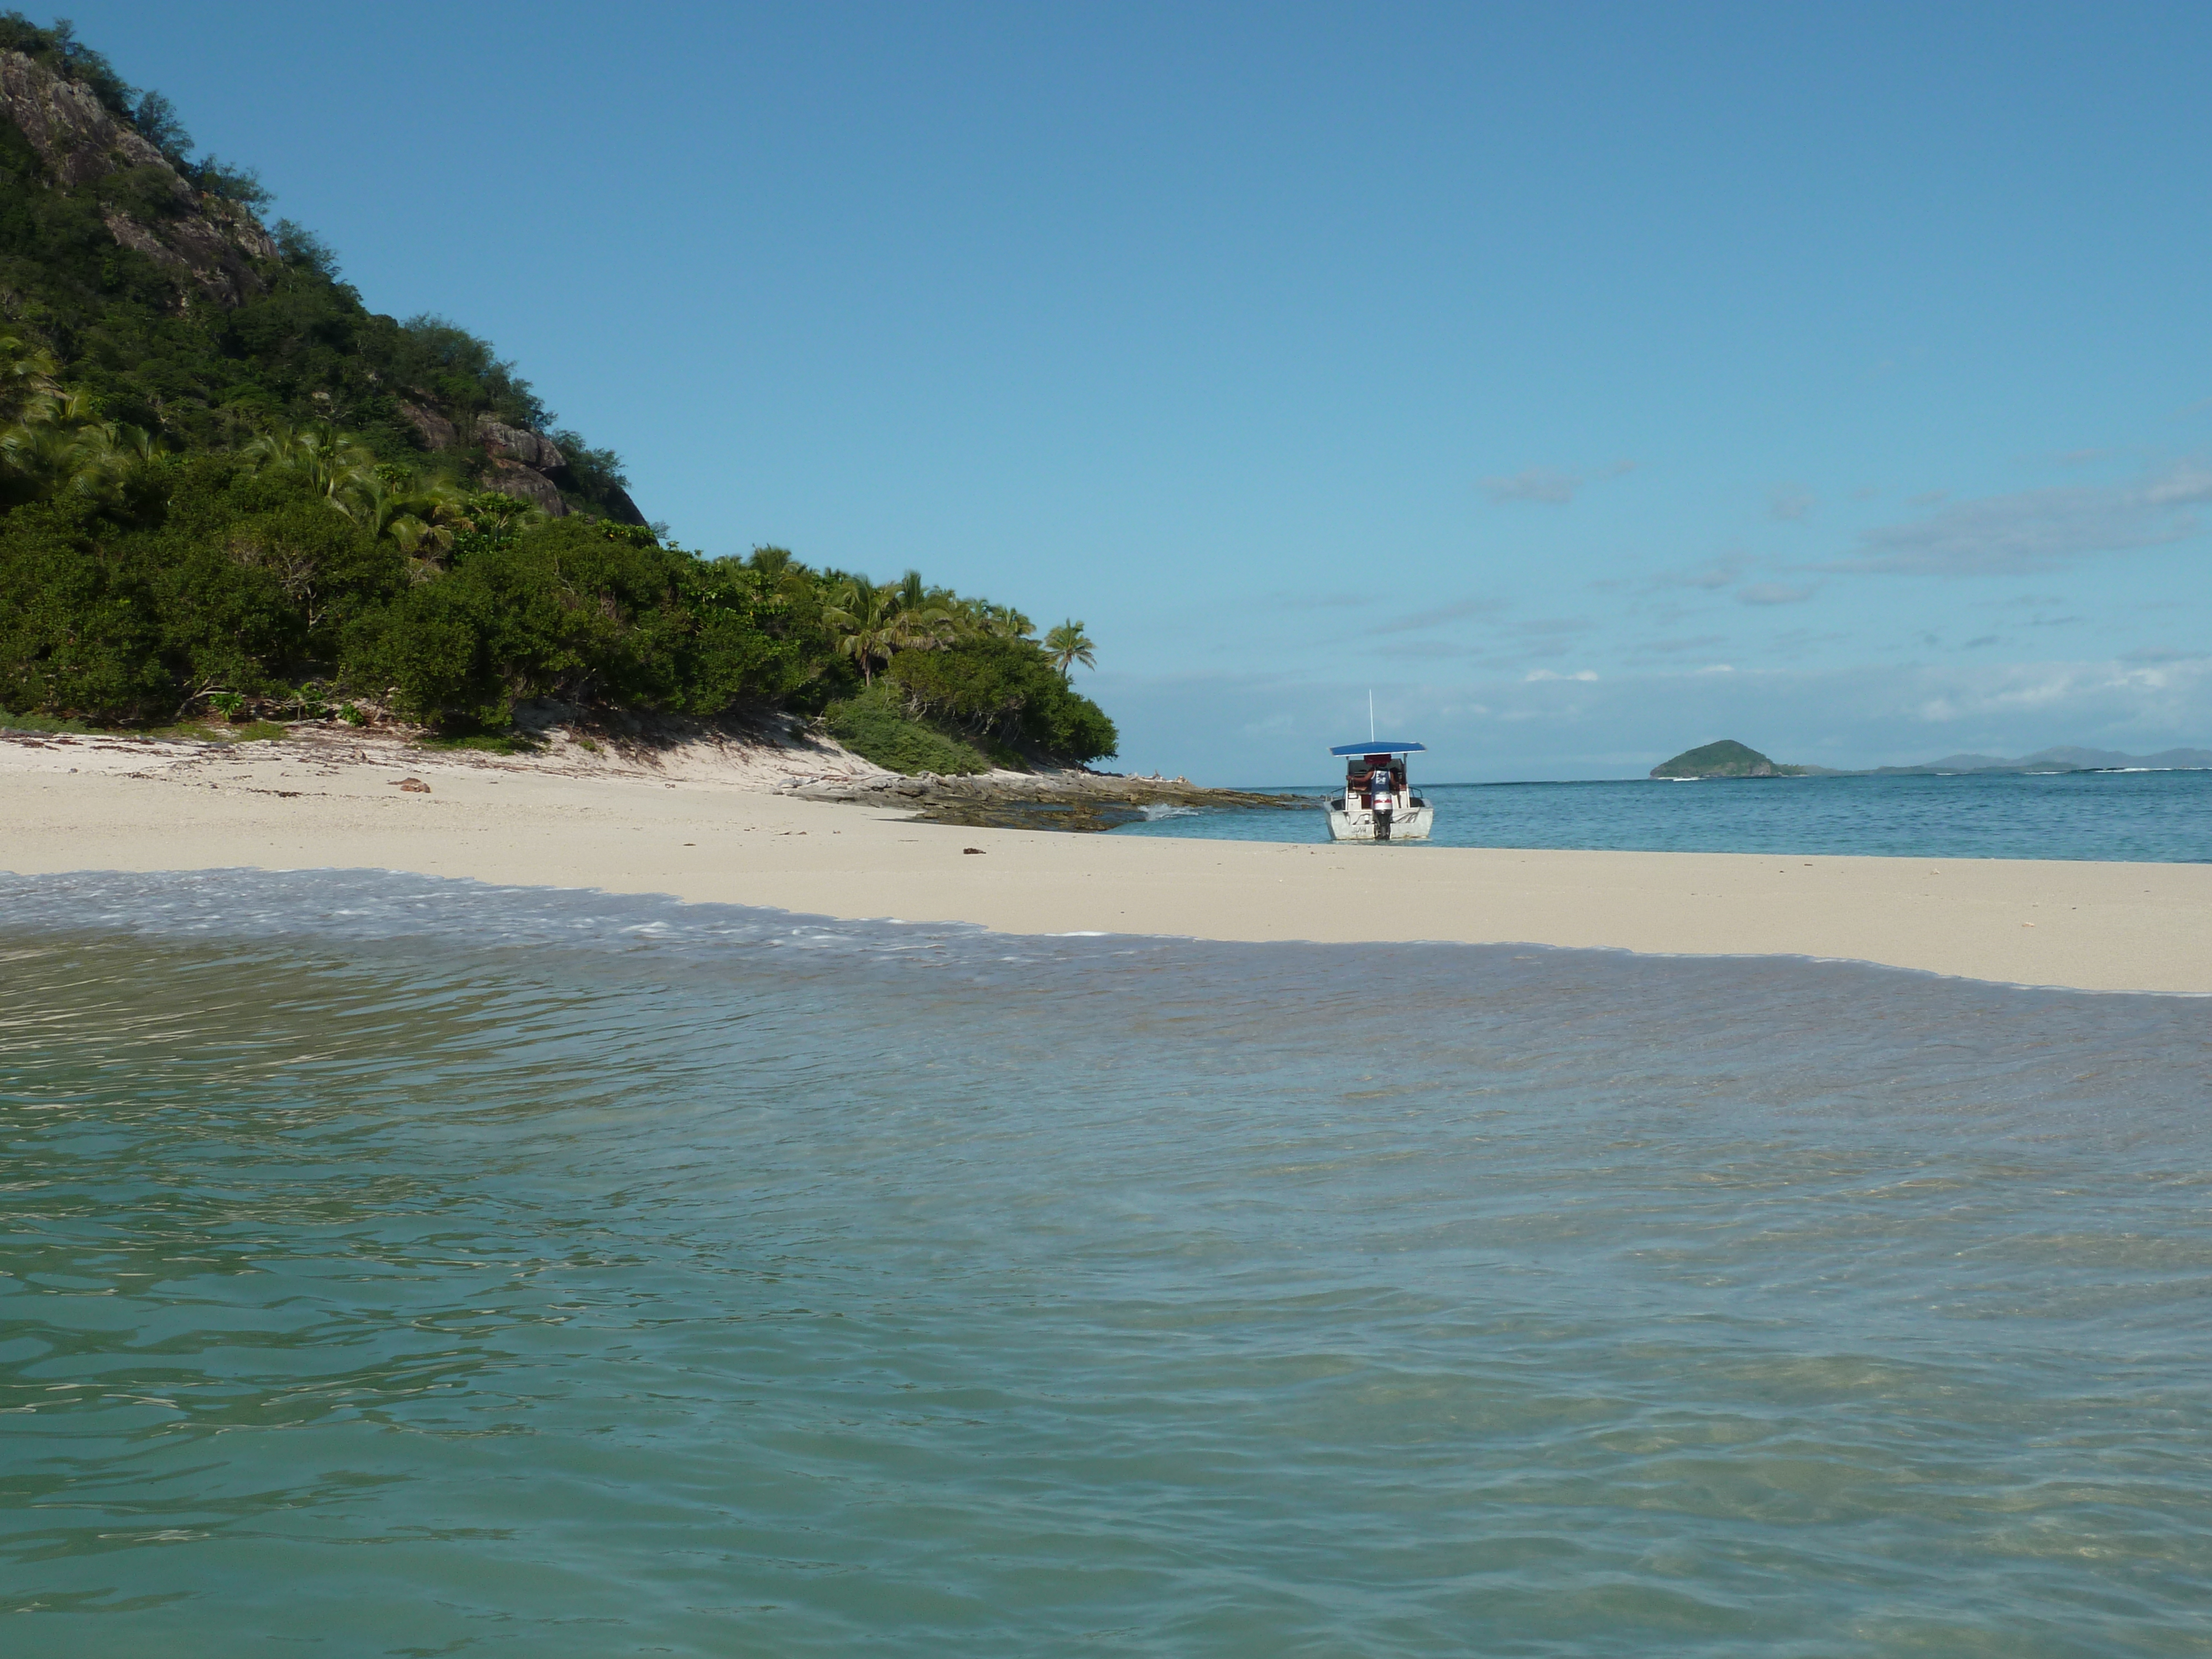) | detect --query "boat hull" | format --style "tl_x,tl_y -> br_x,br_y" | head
1326,802 -> 1433,842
